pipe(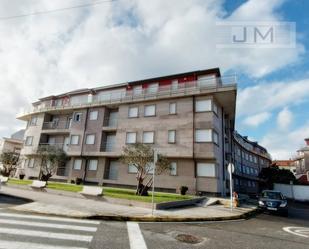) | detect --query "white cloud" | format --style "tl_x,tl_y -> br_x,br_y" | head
0,0 -> 305,137
242,112 -> 271,127
277,107 -> 293,130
